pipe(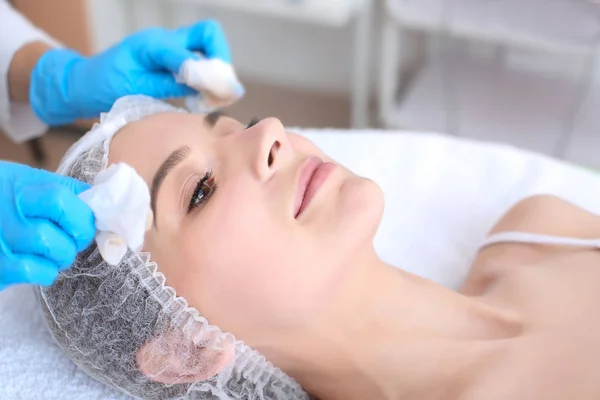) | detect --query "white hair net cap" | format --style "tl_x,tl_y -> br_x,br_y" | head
39,95 -> 309,400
